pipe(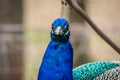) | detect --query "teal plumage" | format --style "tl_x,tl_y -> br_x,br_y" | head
73,61 -> 120,80
38,18 -> 120,80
